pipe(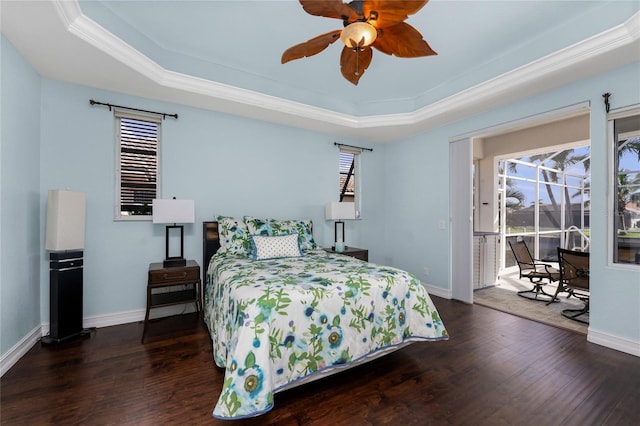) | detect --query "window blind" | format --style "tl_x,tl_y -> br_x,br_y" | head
339,150 -> 356,202
118,116 -> 159,216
